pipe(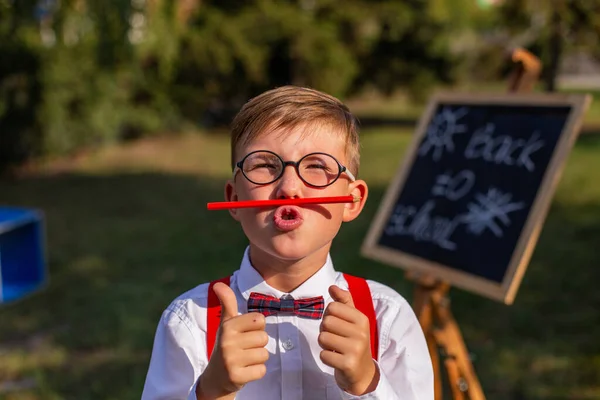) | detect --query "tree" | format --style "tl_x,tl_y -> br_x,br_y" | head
143,0 -> 466,122
0,0 -> 43,172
